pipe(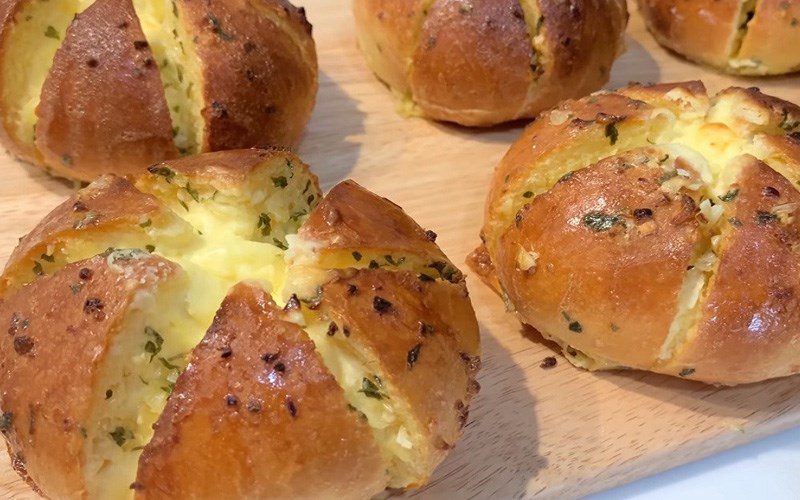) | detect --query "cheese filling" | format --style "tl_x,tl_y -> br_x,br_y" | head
0,0 -> 94,151
132,0 -> 204,155
498,87 -> 799,370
